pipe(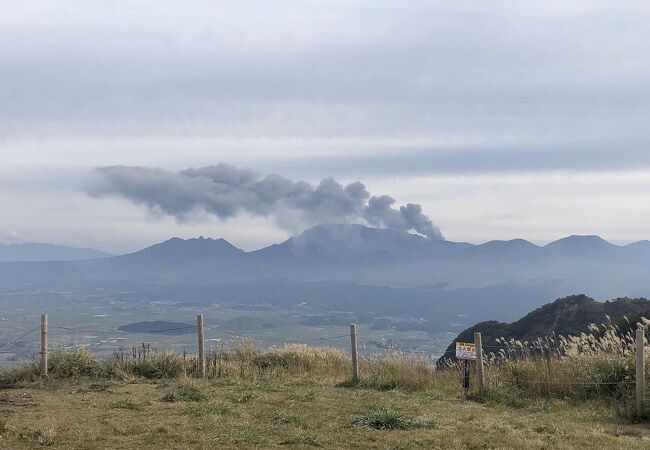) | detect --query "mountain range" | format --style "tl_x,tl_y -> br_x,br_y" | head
2,224 -> 650,332
0,242 -> 113,262
114,225 -> 650,290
